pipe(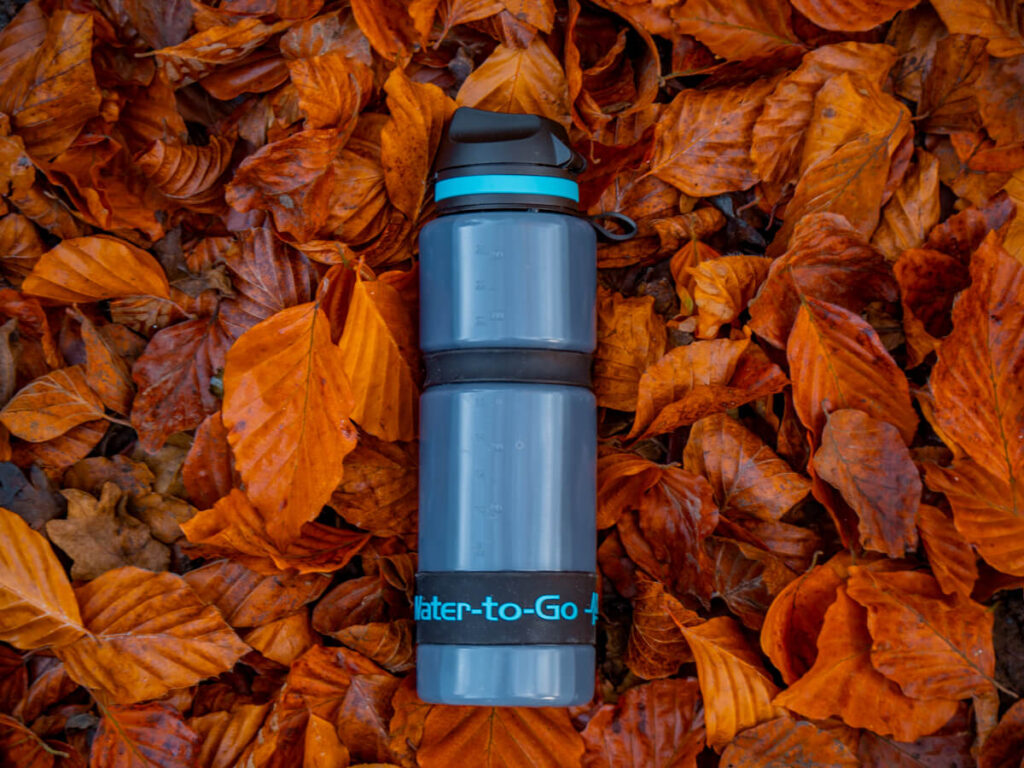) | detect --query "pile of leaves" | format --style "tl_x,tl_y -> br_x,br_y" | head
0,0 -> 1023,765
